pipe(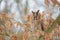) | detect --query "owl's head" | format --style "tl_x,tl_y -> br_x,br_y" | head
32,10 -> 40,20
